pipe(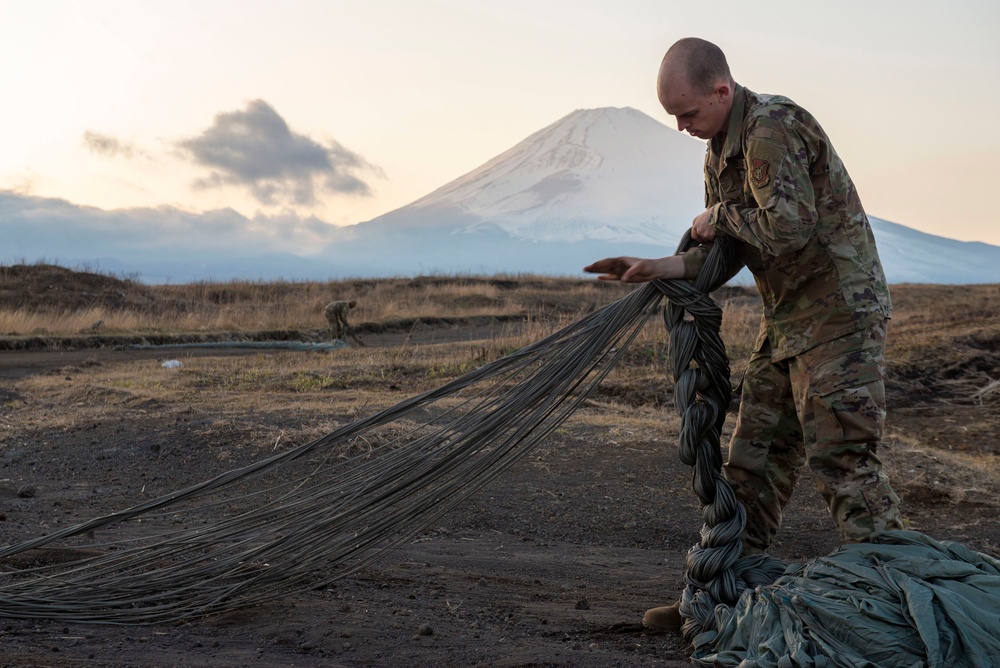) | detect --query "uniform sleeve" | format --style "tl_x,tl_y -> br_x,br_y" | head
676,243 -> 746,282
679,244 -> 710,279
710,121 -> 818,256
